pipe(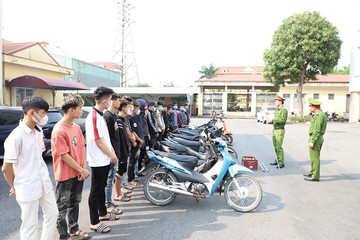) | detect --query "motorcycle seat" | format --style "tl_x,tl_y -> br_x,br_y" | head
169,133 -> 198,141
160,140 -> 188,152
154,150 -> 197,163
172,137 -> 201,148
